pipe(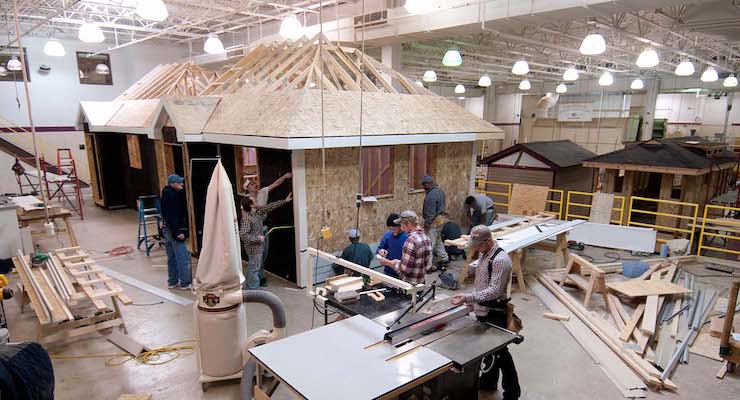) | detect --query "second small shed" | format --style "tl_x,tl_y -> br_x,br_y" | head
479,140 -> 597,212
